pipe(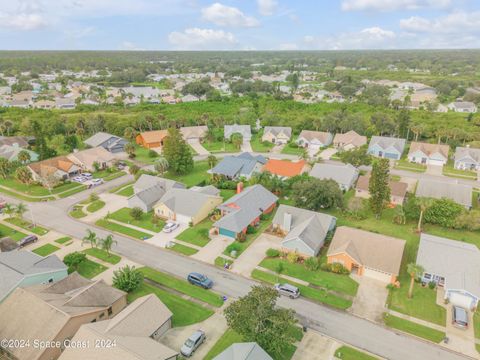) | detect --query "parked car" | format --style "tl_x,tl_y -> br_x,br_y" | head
187,272 -> 213,289
274,283 -> 300,299
180,330 -> 206,357
116,161 -> 127,170
90,178 -> 104,186
163,221 -> 179,233
452,306 -> 468,329
82,172 -> 93,179
18,235 -> 38,248
73,176 -> 86,183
